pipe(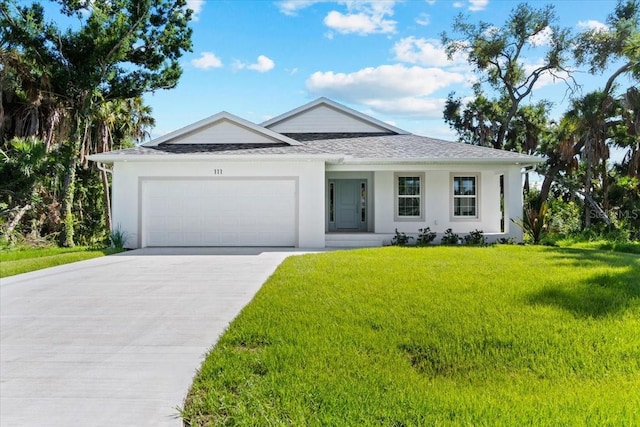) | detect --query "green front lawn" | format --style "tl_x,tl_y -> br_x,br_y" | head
0,246 -> 121,278
183,245 -> 640,426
